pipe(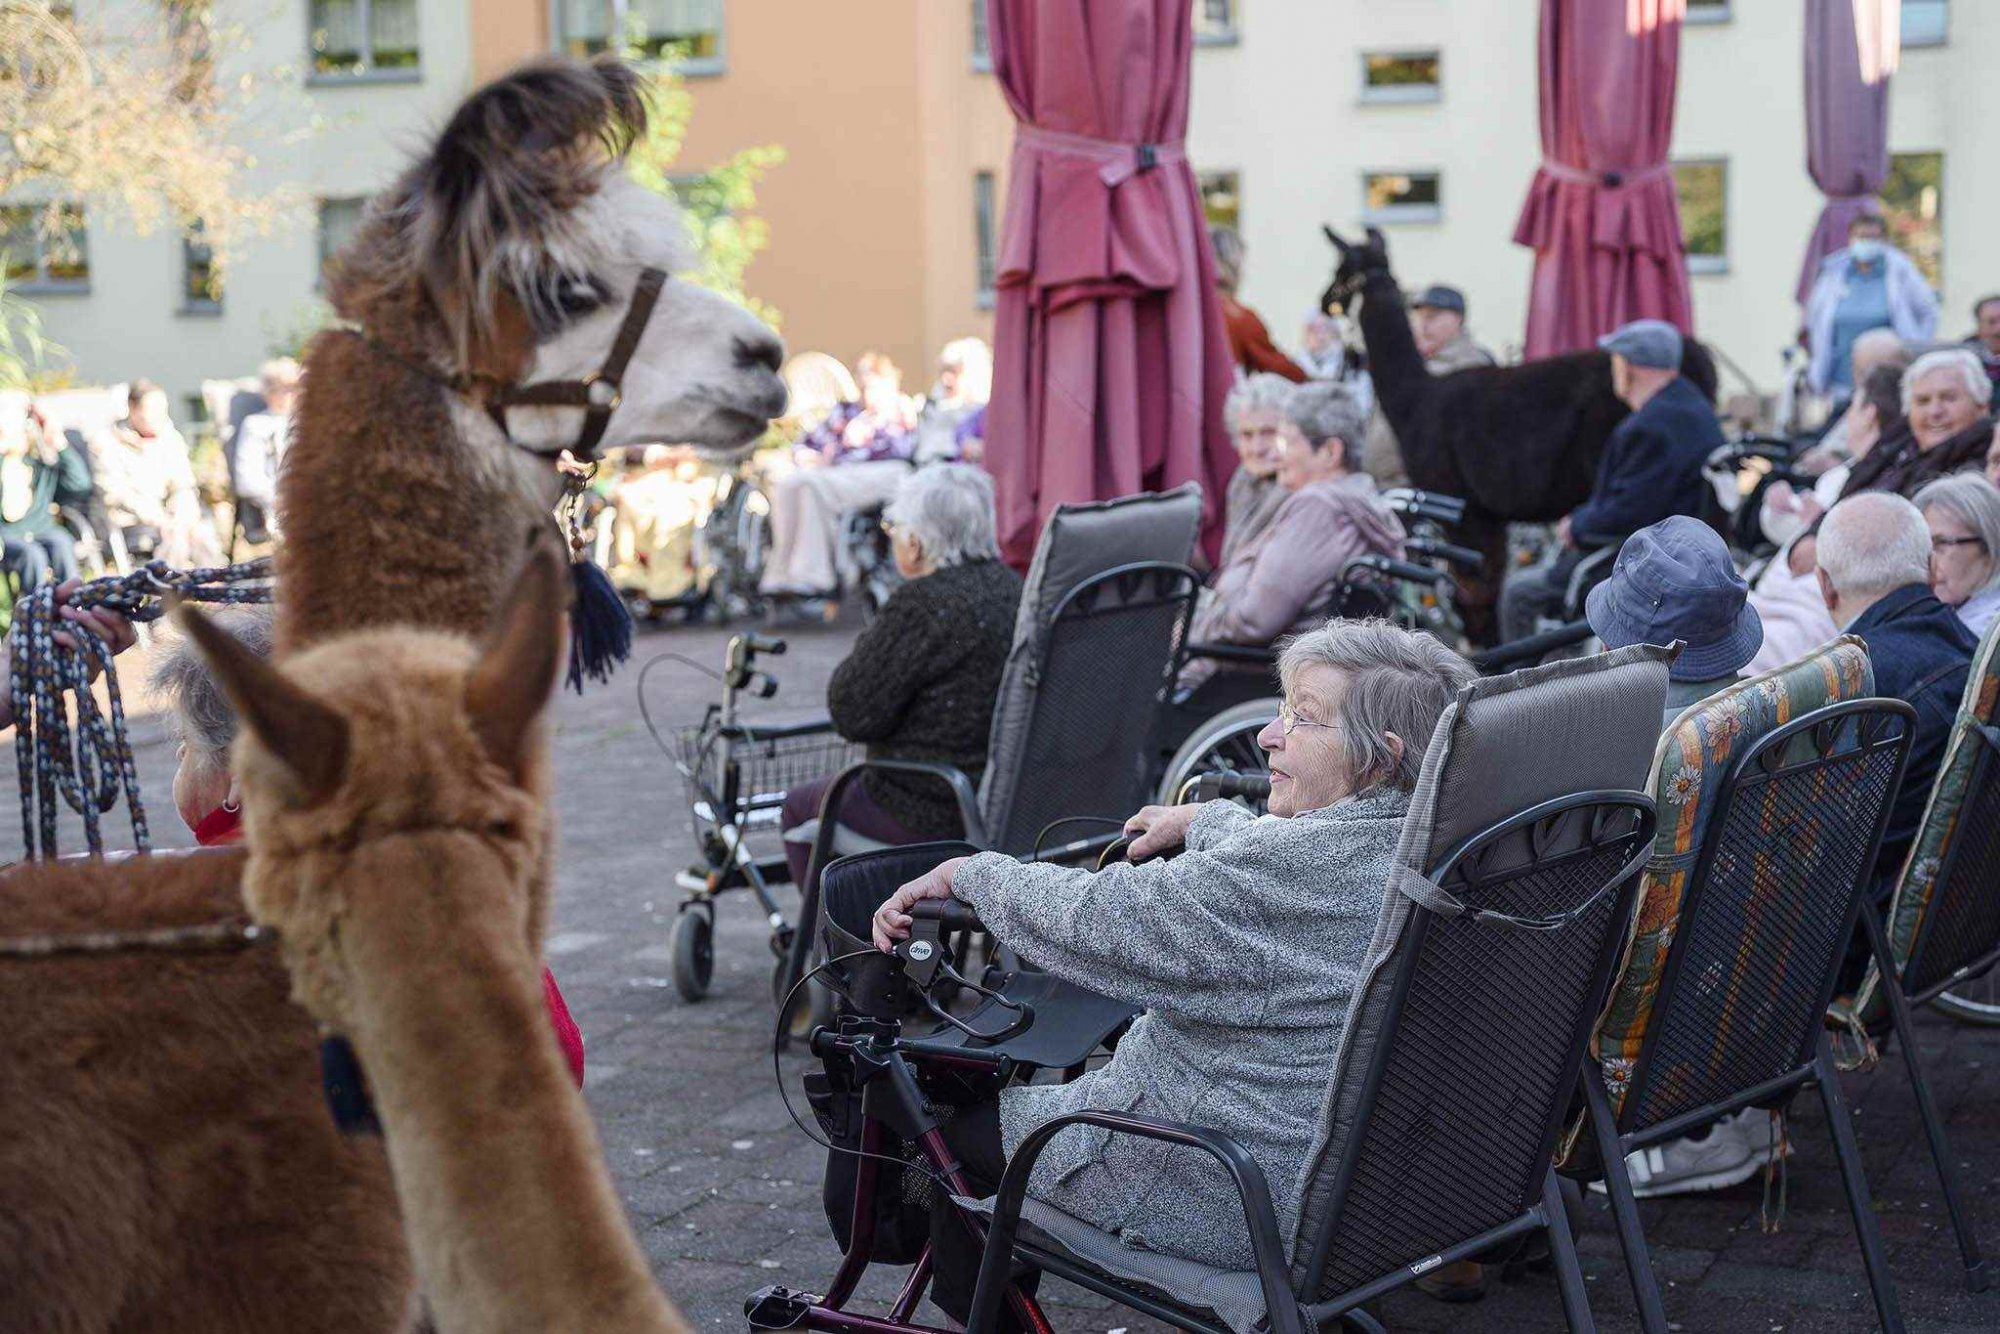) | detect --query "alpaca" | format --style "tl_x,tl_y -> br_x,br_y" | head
178,543 -> 687,1334
0,56 -> 784,1328
1321,225 -> 1718,642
